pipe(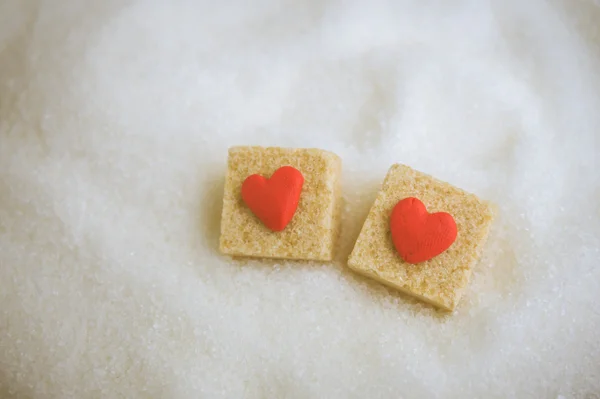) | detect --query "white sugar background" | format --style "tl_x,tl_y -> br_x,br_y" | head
1,0 -> 599,397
